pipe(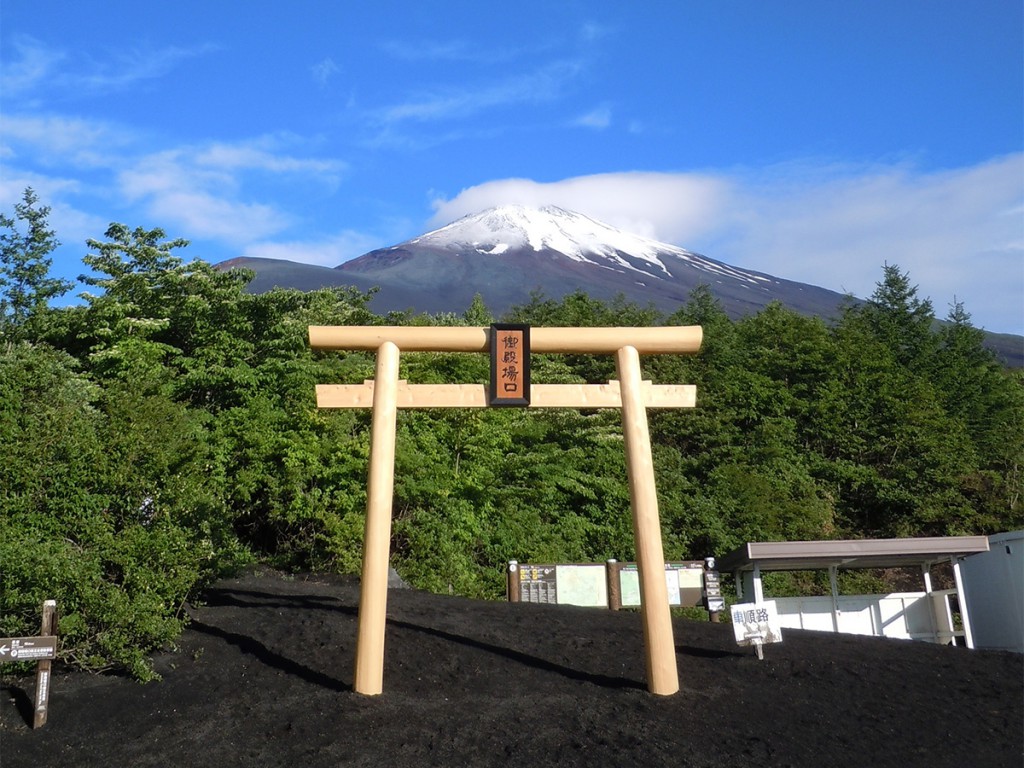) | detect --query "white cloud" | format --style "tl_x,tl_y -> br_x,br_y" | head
241,230 -> 384,267
429,172 -> 732,243
0,114 -> 130,167
311,58 -> 339,87
147,190 -> 288,244
0,37 -> 66,96
710,155 -> 1024,328
117,146 -> 311,243
429,154 -> 1024,333
0,171 -> 106,251
573,105 -> 612,129
3,108 -> 349,252
374,60 -> 584,125
2,35 -> 217,101
191,141 -> 345,176
103,136 -> 346,243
